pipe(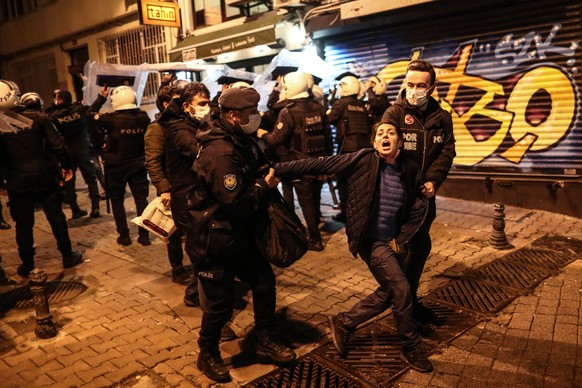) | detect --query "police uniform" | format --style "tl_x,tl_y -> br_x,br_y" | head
89,94 -> 151,242
0,106 -> 82,275
262,96 -> 330,247
185,88 -> 294,382
48,101 -> 101,216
